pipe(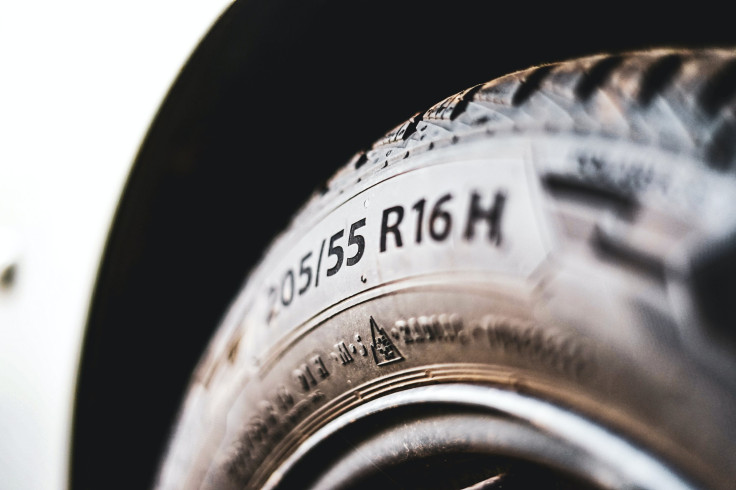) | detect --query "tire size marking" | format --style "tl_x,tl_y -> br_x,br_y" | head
266,218 -> 368,321
379,191 -> 506,253
265,188 -> 507,324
